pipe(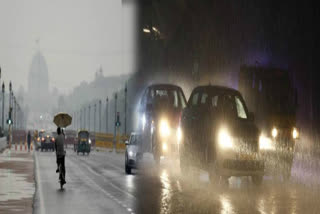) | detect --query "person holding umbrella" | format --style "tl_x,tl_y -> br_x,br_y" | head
55,127 -> 66,185
53,113 -> 72,188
